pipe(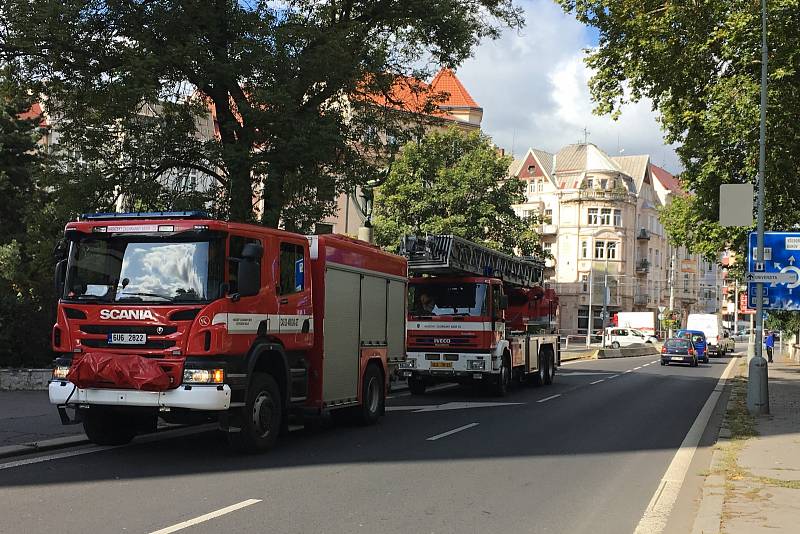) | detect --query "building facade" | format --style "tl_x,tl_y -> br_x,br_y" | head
509,143 -> 722,335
